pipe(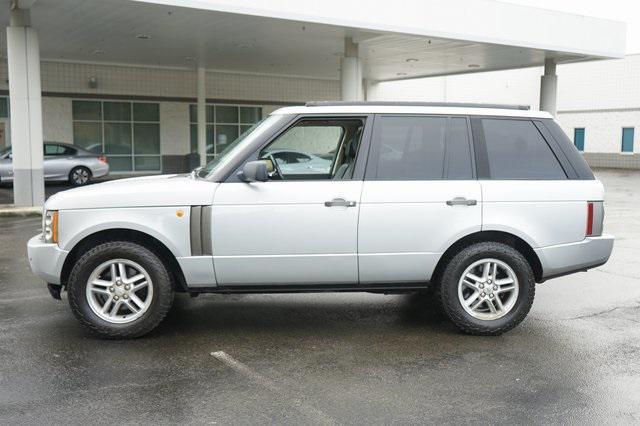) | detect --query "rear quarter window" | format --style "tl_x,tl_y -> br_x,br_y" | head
481,118 -> 566,180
